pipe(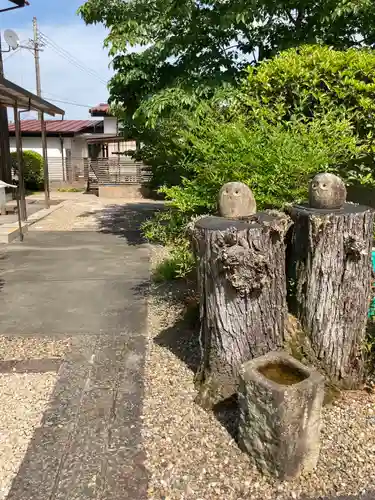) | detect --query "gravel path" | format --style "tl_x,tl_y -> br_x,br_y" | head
2,194 -> 374,499
144,247 -> 375,500
0,373 -> 57,500
0,193 -> 155,499
29,193 -> 164,232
